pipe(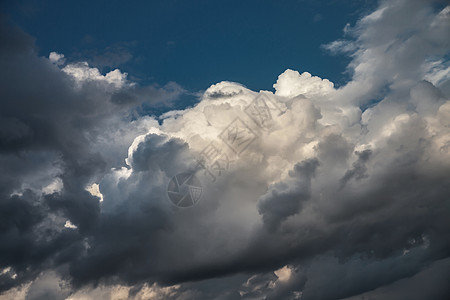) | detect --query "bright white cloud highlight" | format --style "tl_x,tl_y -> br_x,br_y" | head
49,51 -> 65,65
62,62 -> 131,89
274,69 -> 335,98
85,183 -> 104,202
